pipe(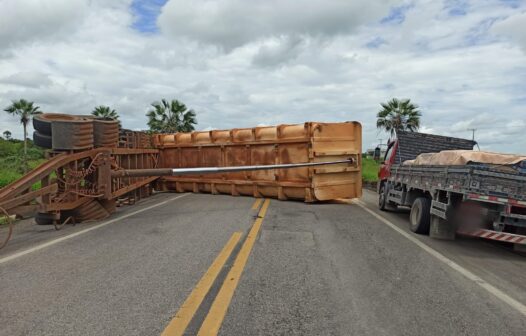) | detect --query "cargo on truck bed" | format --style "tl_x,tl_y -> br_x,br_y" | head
403,150 -> 526,170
